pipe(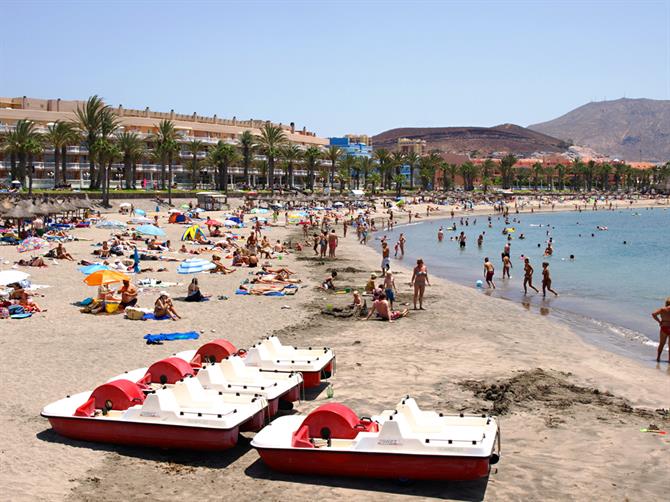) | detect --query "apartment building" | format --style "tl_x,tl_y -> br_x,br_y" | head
0,96 -> 328,188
